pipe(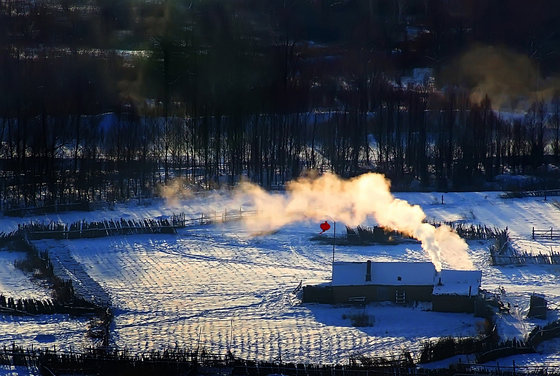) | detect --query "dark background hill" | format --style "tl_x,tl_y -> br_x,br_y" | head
2,0 -> 560,208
